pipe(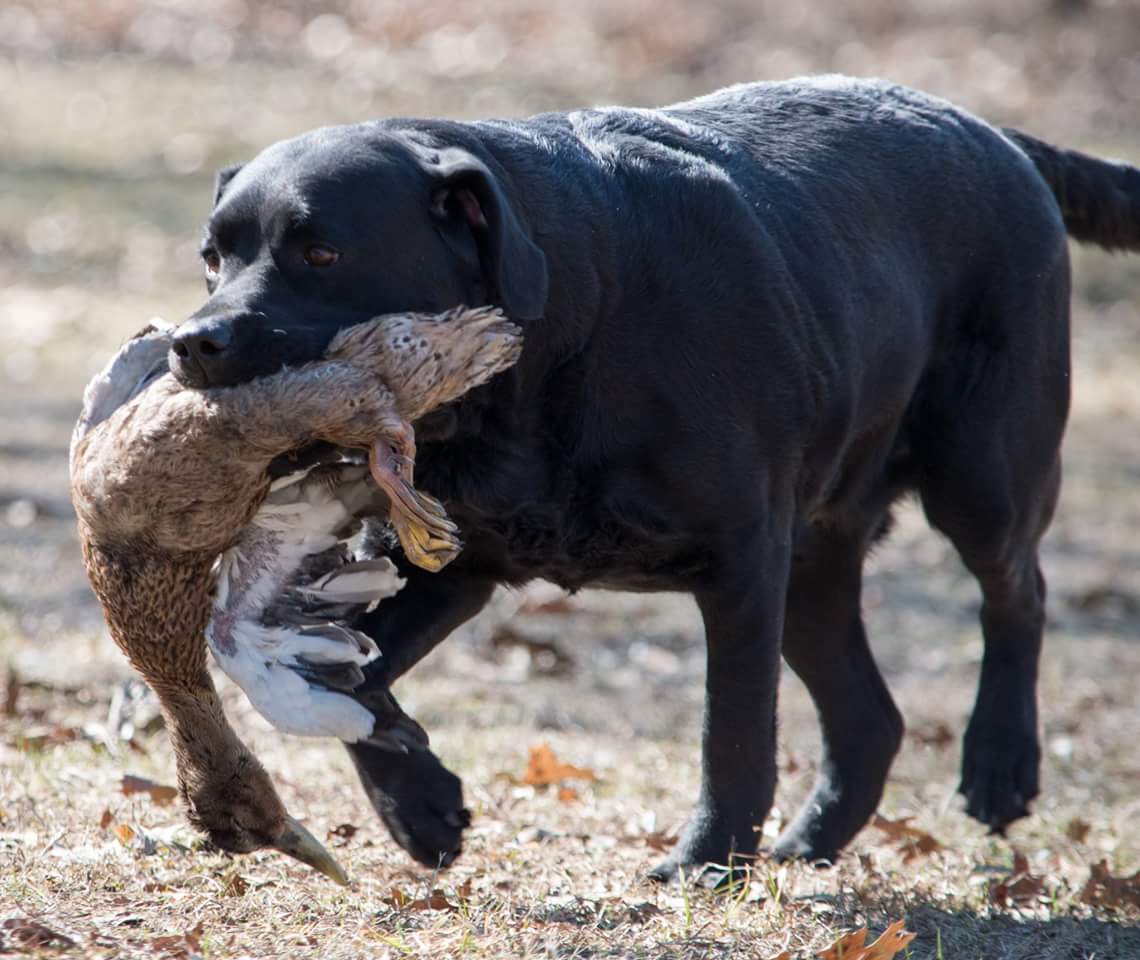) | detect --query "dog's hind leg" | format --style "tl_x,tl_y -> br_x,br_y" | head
772,520 -> 904,863
920,447 -> 1062,833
